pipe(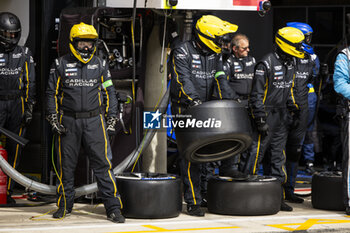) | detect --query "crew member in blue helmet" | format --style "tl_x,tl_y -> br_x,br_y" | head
283,22 -> 319,203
